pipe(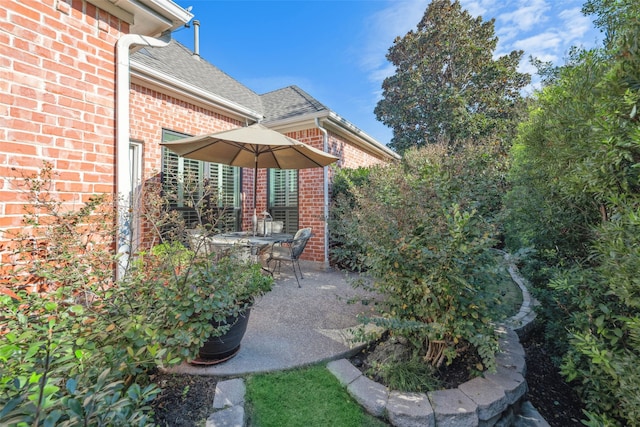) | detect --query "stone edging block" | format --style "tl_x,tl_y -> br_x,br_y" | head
387,391 -> 435,427
347,374 -> 389,418
213,378 -> 246,409
429,388 -> 479,426
327,358 -> 362,386
208,379 -> 246,427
